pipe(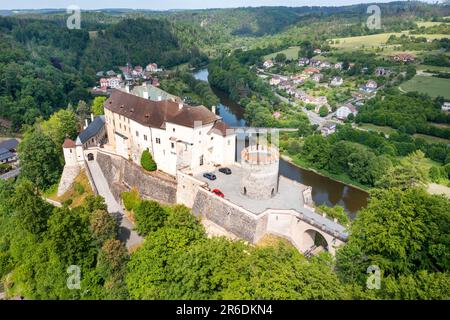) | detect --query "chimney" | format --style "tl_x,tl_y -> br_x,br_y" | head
211,105 -> 216,114
178,103 -> 183,110
143,91 -> 149,100
84,119 -> 89,129
91,113 -> 94,122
